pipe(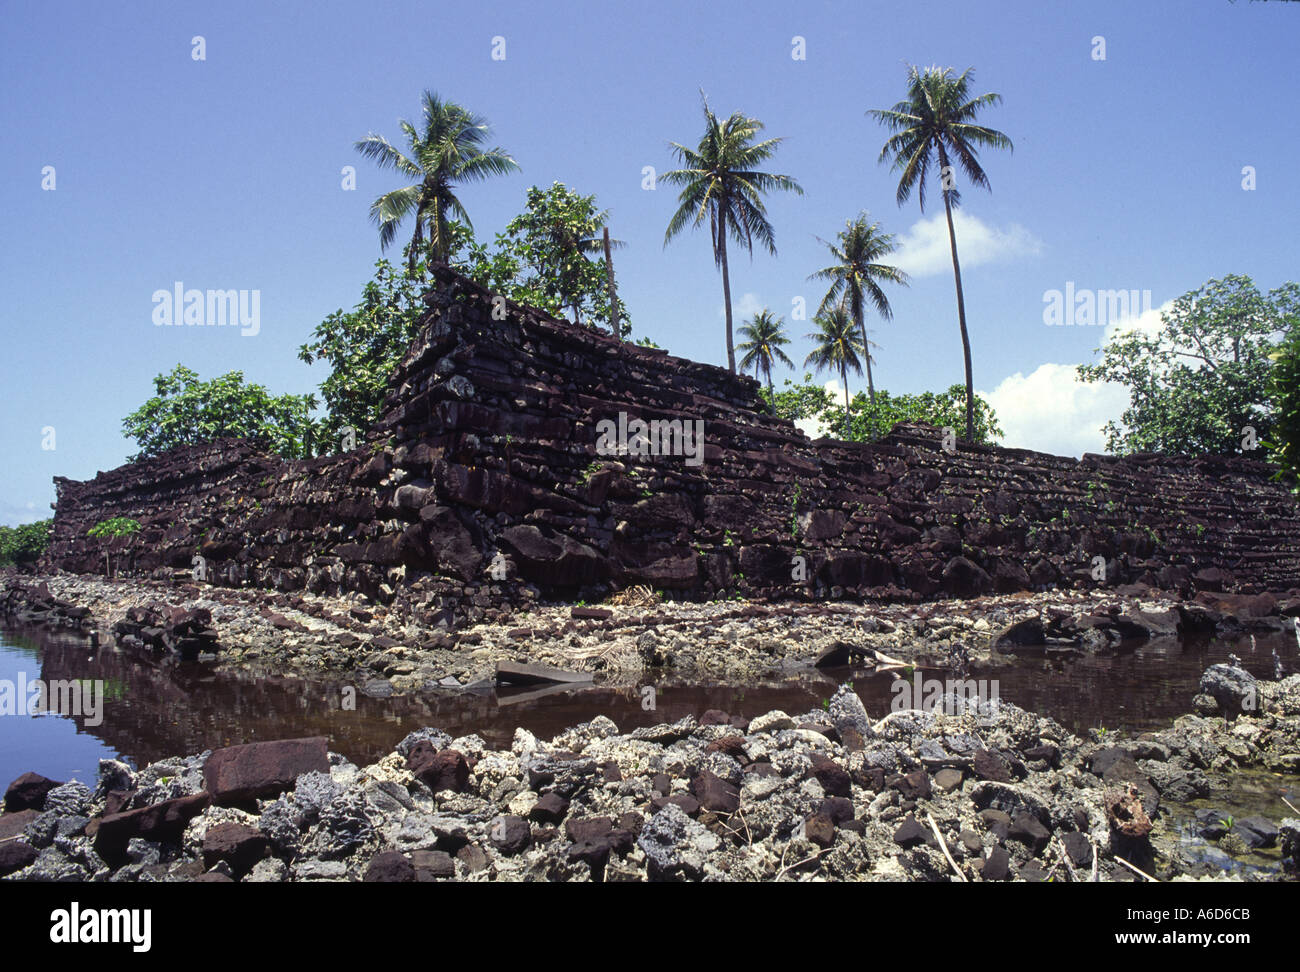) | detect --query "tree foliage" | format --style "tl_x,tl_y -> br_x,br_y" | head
823,384 -> 1002,445
662,95 -> 802,373
762,378 -> 1001,445
298,257 -> 428,445
762,374 -> 836,421
0,519 -> 53,566
355,91 -> 518,269
808,213 -> 907,400
737,310 -> 794,398
451,185 -> 632,337
122,365 -> 318,460
870,64 -> 1011,441
1077,275 -> 1297,455
1266,317 -> 1300,489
